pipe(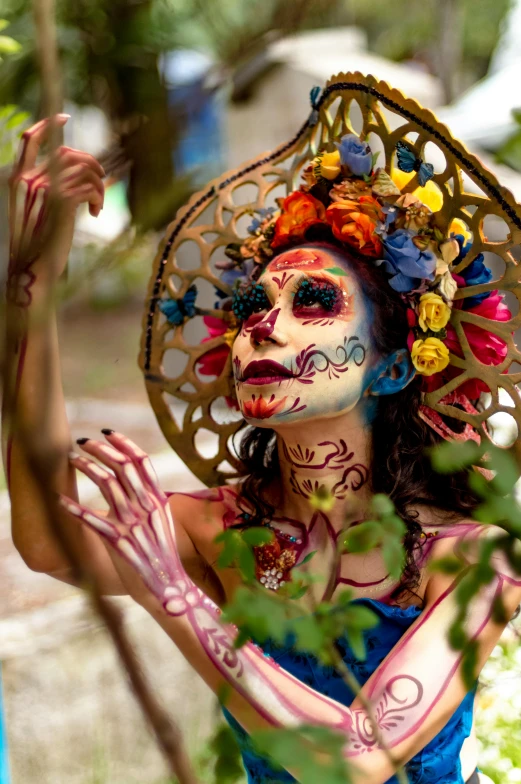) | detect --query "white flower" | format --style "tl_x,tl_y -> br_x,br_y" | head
438,271 -> 458,303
